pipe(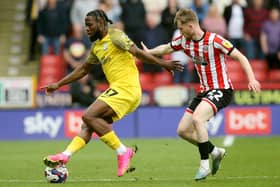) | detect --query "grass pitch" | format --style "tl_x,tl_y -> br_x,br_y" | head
0,137 -> 279,187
